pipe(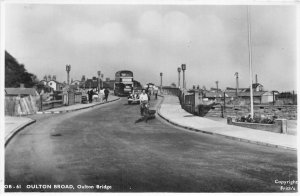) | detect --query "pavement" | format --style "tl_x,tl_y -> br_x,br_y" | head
5,116 -> 36,146
37,95 -> 120,114
4,95 -> 120,146
157,95 -> 297,150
